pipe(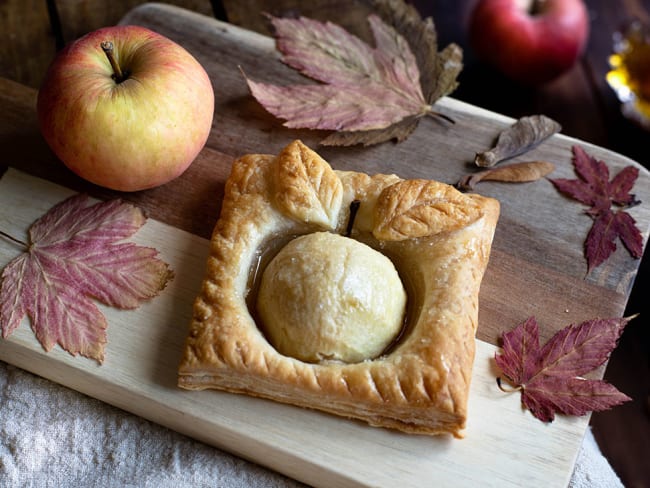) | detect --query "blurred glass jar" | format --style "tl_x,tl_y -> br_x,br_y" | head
607,19 -> 650,129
